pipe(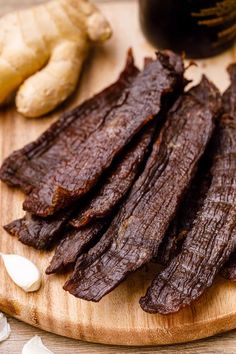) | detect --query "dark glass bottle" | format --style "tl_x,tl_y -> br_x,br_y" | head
139,0 -> 236,58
